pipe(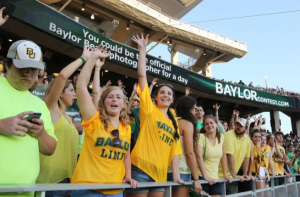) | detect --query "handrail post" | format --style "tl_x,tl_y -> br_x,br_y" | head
251,179 -> 256,197
164,185 -> 172,197
271,176 -> 275,197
